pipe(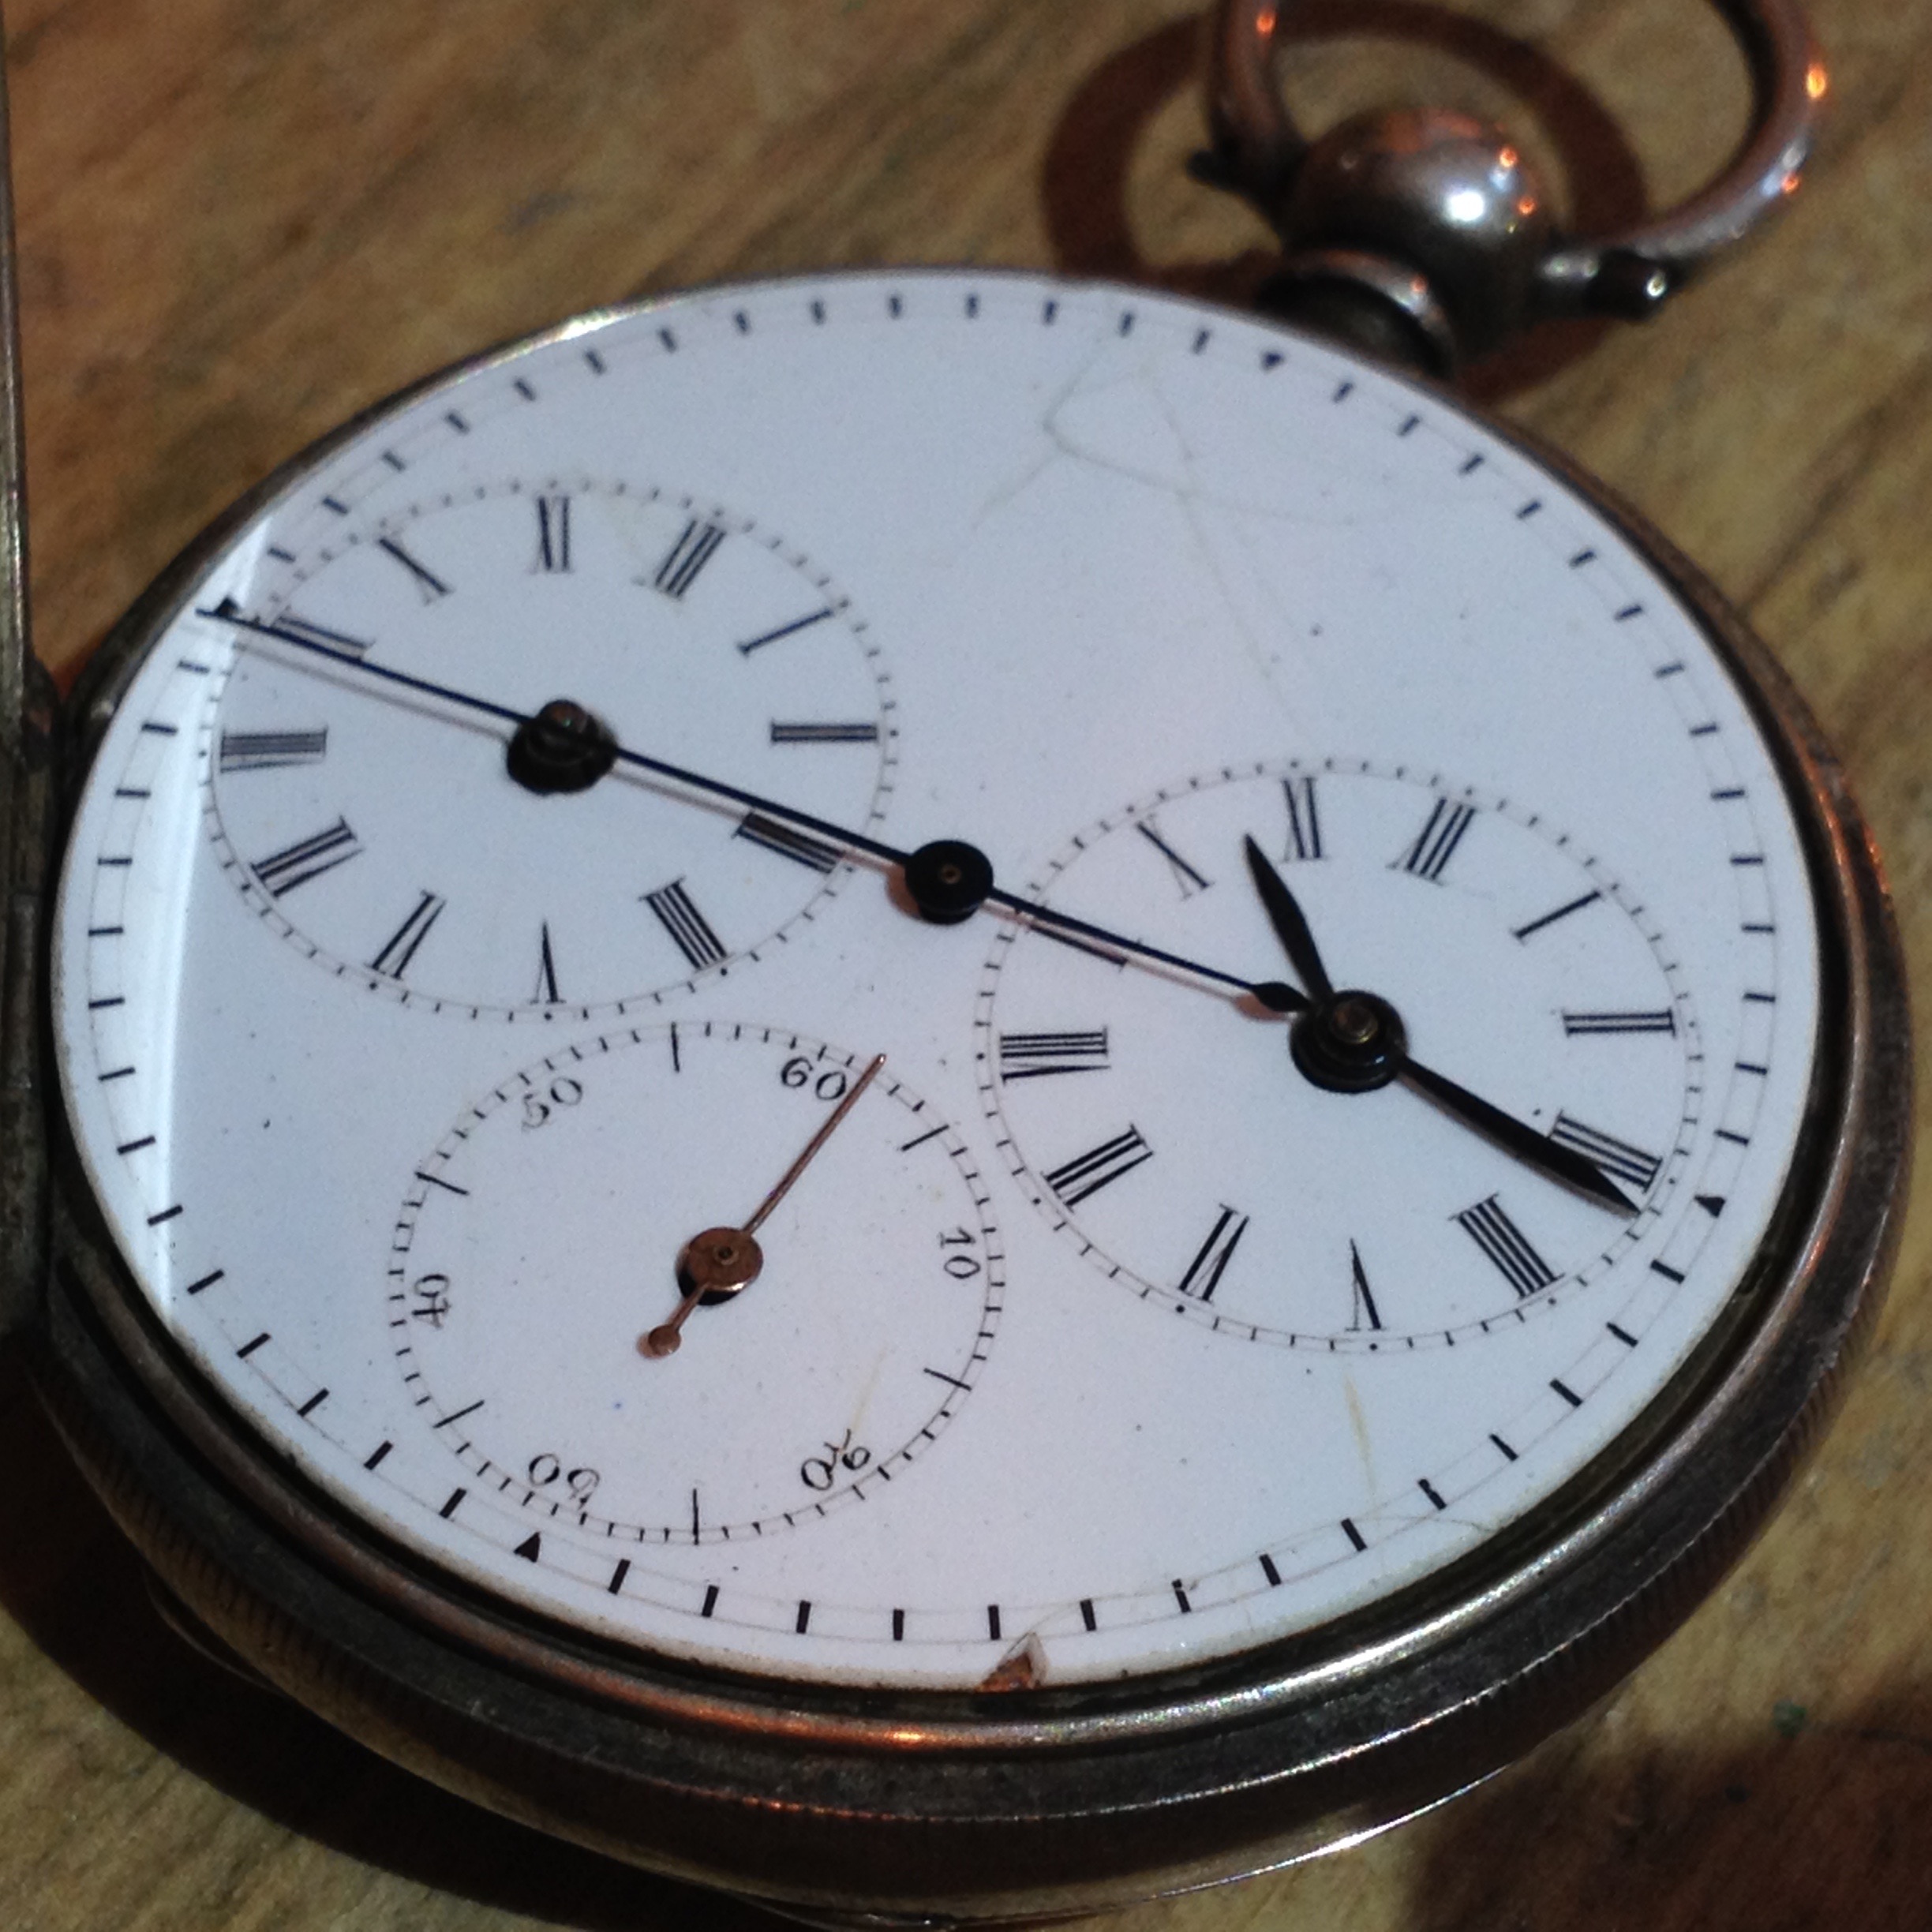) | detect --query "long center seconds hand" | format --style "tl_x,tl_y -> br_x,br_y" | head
201,604 -> 1307,1013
